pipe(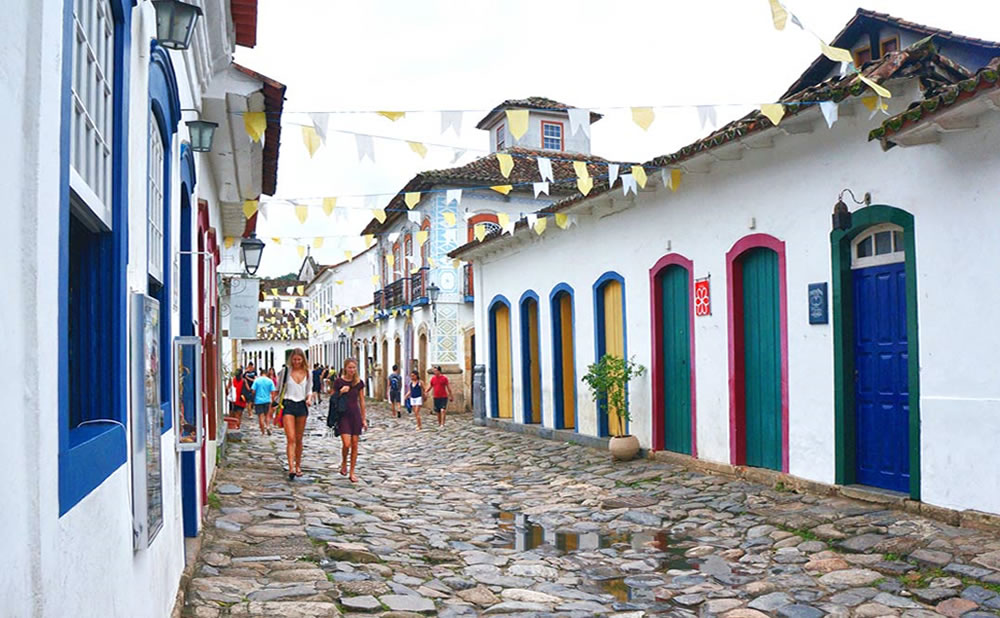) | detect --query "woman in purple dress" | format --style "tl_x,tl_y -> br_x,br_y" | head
334,358 -> 367,483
